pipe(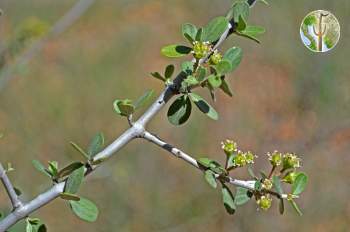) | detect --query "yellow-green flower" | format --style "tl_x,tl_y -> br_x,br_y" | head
282,153 -> 301,170
262,178 -> 273,190
209,50 -> 222,65
192,41 -> 211,59
245,151 -> 257,164
268,151 -> 282,166
257,195 -> 272,211
234,150 -> 247,167
221,139 -> 237,156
